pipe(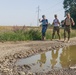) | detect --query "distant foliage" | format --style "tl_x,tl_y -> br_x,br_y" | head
63,0 -> 76,29
13,25 -> 26,33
